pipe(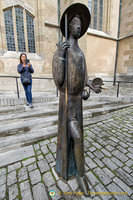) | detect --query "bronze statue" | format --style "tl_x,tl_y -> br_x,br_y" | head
52,3 -> 101,196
